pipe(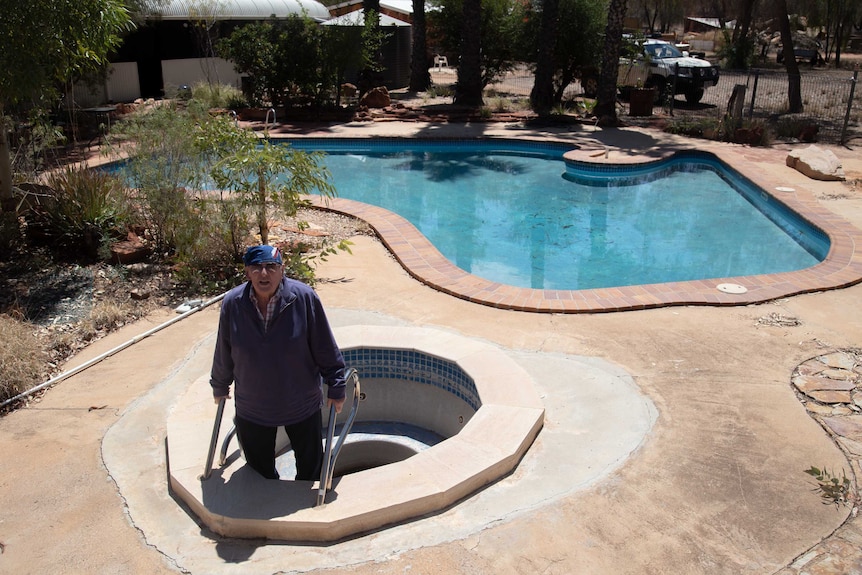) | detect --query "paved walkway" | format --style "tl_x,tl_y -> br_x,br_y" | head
1,122 -> 862,574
